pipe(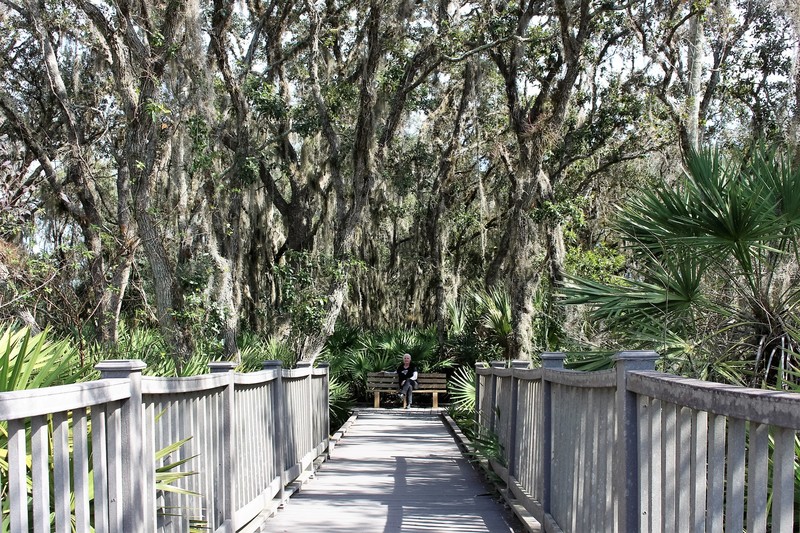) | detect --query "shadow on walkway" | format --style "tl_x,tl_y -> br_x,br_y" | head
264,411 -> 519,532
